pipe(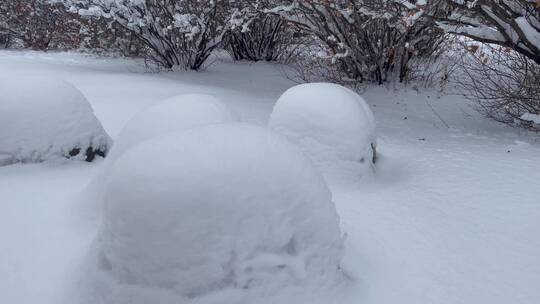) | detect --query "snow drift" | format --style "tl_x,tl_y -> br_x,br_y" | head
268,83 -> 376,180
83,123 -> 344,303
0,76 -> 111,165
